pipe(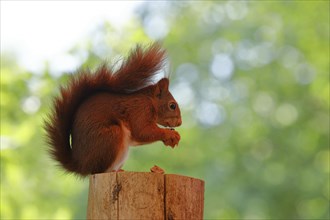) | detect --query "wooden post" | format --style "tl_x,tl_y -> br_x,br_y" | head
87,172 -> 204,219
